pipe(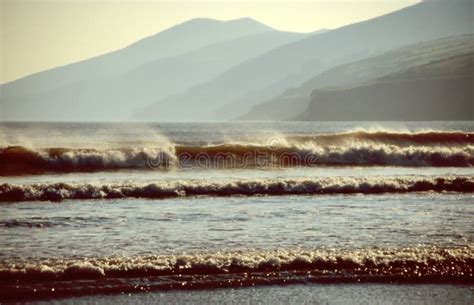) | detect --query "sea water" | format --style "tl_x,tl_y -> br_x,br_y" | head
0,121 -> 472,302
